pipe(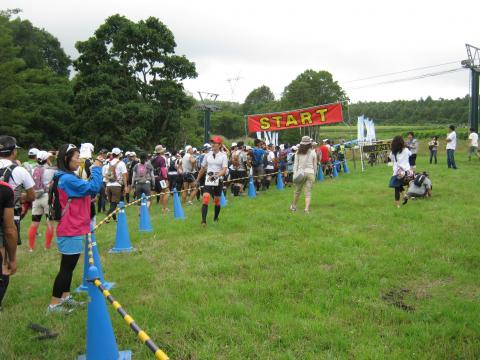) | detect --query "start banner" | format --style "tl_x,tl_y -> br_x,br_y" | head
248,103 -> 343,132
